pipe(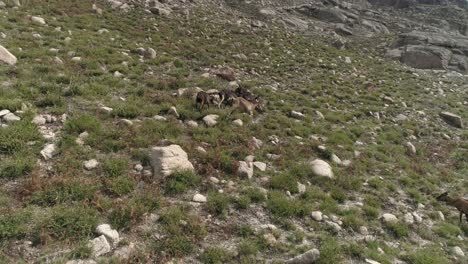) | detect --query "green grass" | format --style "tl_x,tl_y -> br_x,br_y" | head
164,170 -> 201,195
